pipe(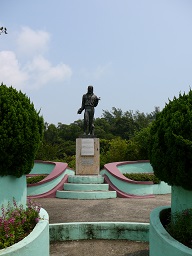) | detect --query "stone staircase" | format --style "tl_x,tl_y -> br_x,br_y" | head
56,175 -> 117,199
